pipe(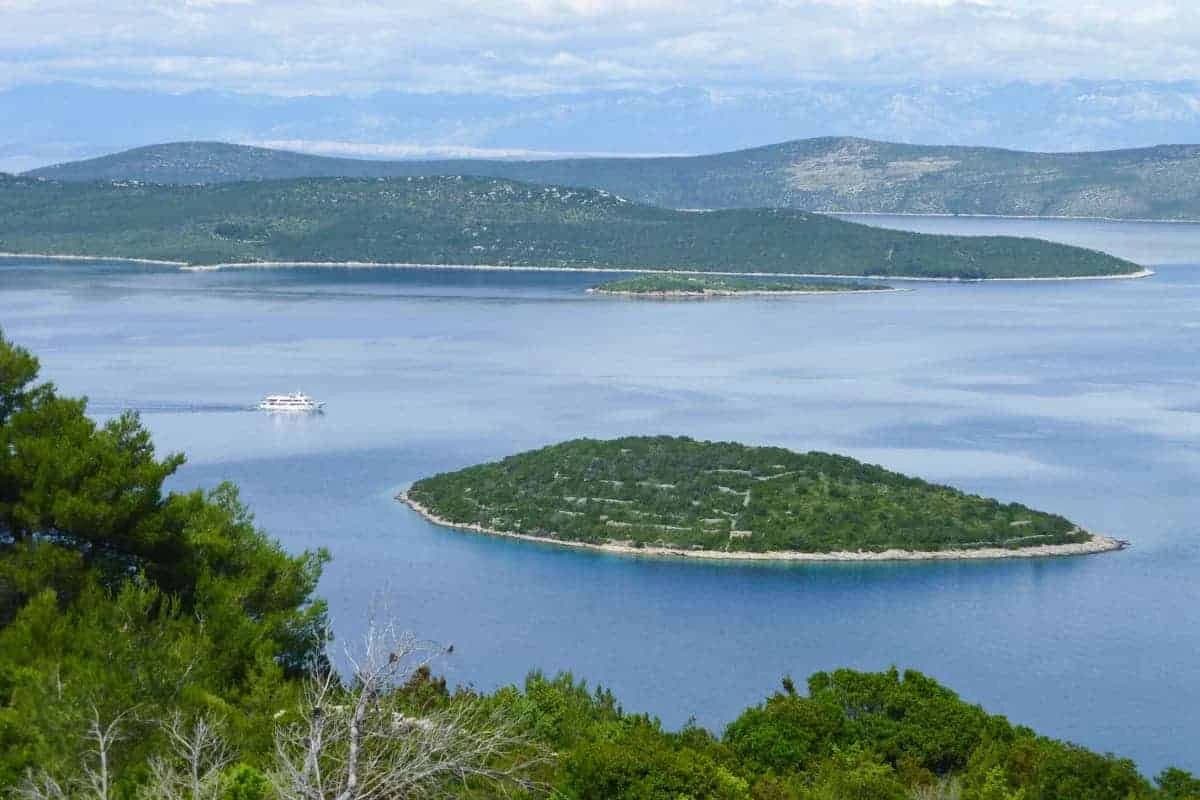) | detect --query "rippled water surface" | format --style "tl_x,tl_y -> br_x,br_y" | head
2,219 -> 1198,774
